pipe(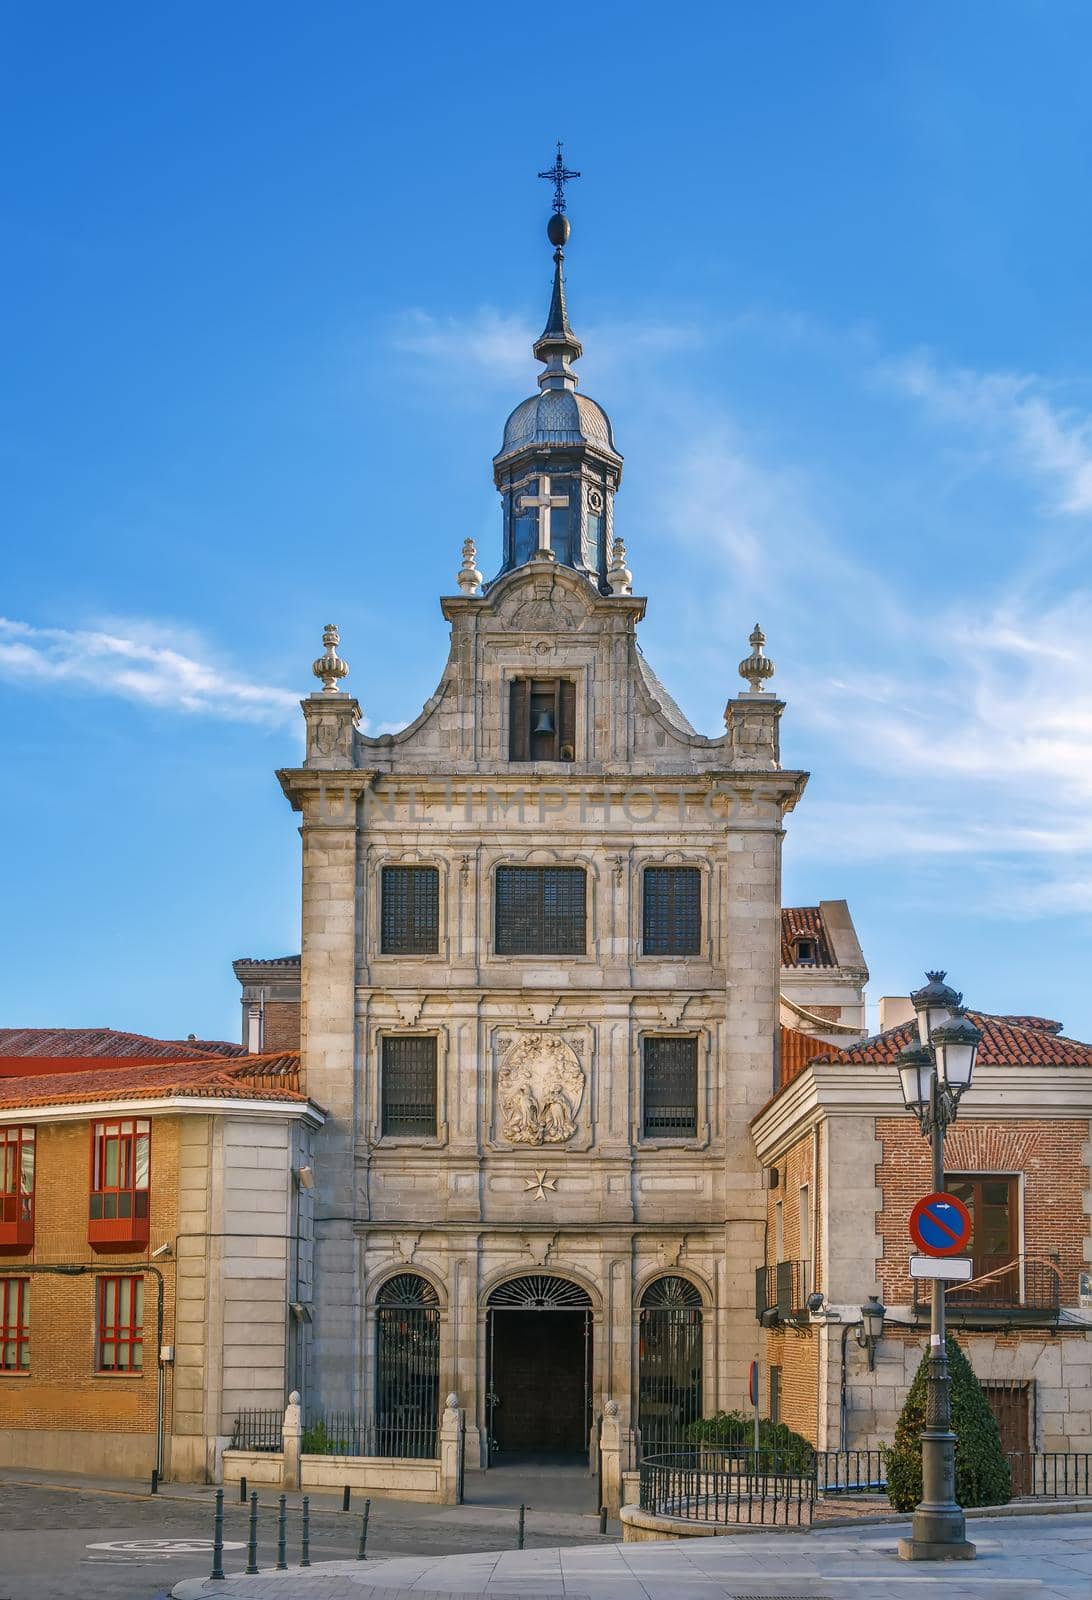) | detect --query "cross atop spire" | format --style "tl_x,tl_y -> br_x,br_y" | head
538,142 -> 580,214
